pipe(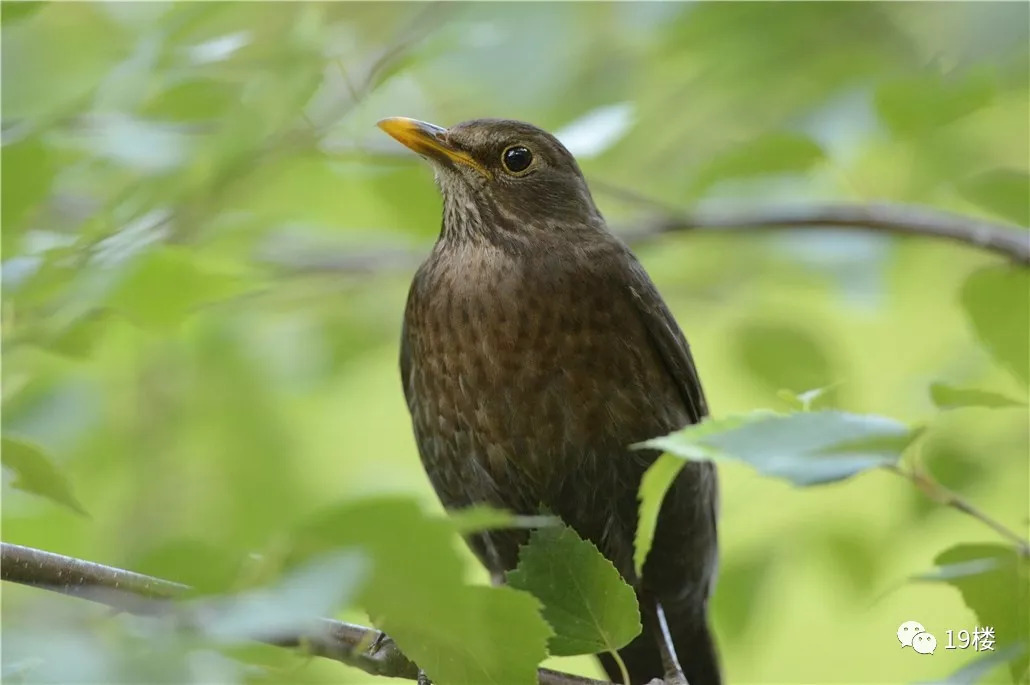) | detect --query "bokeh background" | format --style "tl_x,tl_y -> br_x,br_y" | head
2,2 -> 1028,684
